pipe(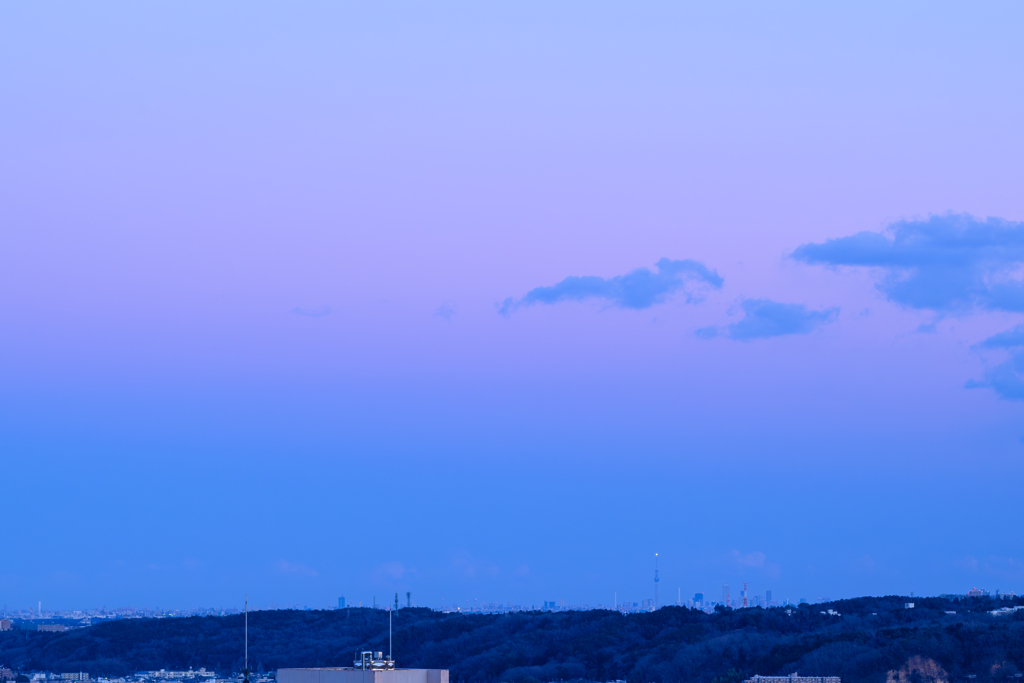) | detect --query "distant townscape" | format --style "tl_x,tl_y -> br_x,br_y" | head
0,669 -> 273,683
0,608 -> 242,634
2,593 -> 1024,683
3,586 -> 1018,631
